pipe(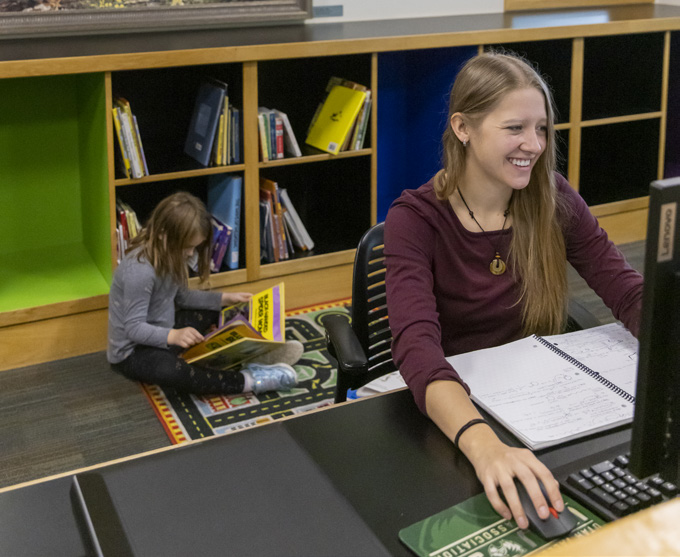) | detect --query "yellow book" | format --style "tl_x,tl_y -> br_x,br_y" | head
181,282 -> 285,369
305,85 -> 367,155
214,113 -> 225,166
111,108 -> 131,179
